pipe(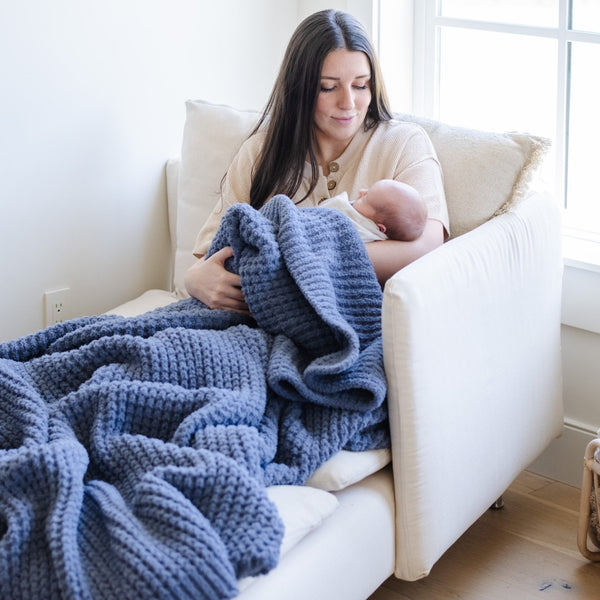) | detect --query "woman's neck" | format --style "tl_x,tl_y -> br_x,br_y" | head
317,146 -> 348,177
314,135 -> 353,175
